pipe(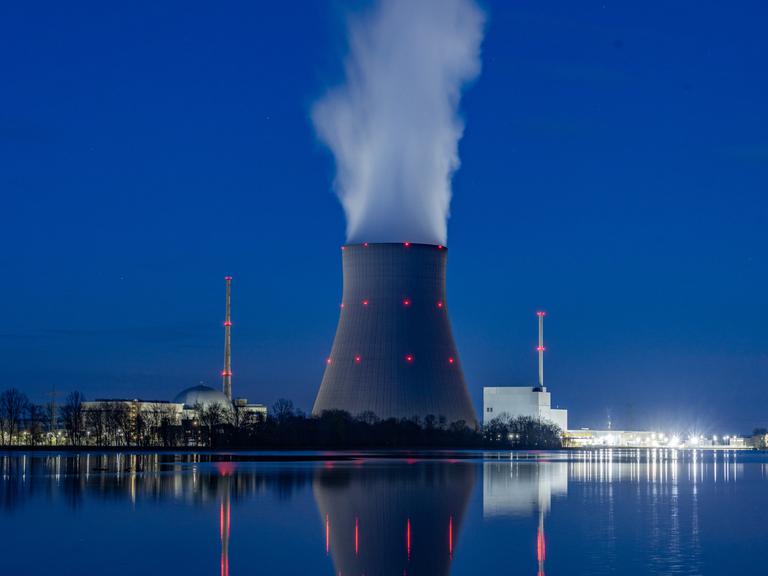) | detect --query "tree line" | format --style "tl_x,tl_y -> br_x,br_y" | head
0,387 -> 564,449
